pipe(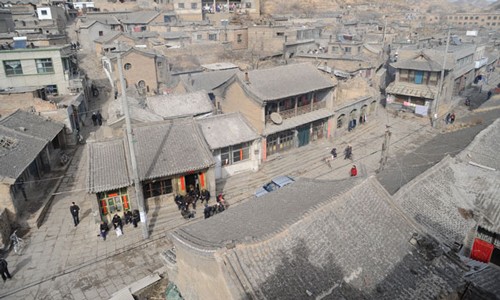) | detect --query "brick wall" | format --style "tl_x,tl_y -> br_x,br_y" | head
0,208 -> 11,250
